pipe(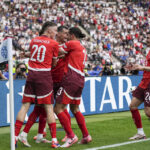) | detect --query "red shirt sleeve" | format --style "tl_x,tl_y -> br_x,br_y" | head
53,42 -> 59,59
62,41 -> 71,54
